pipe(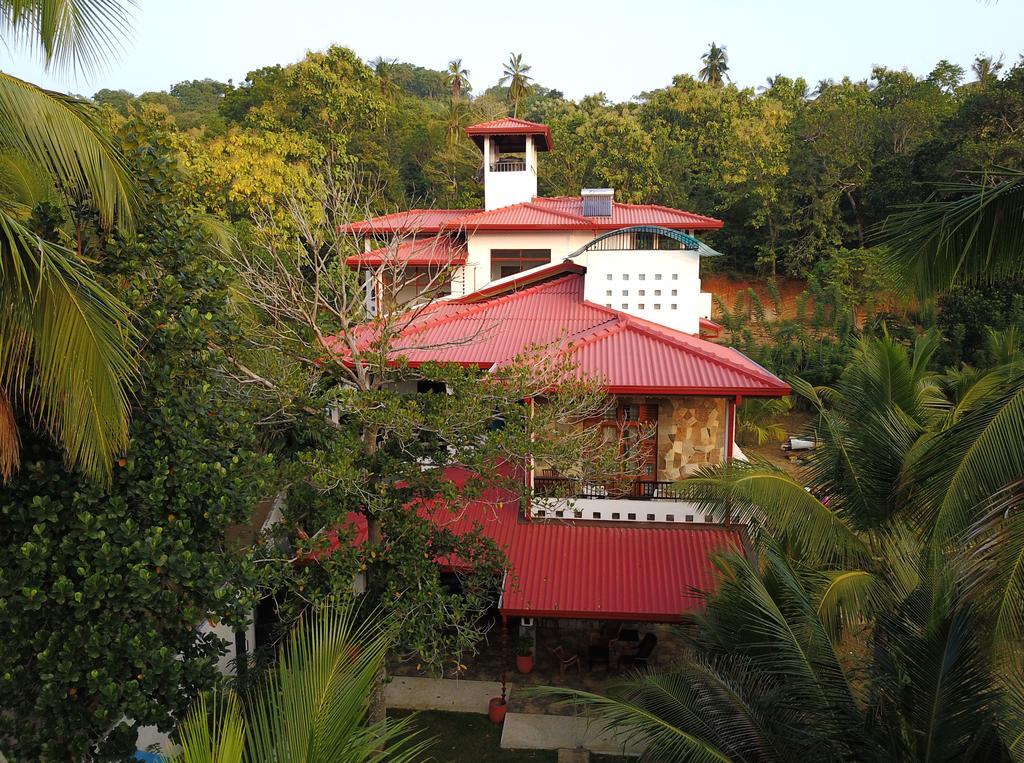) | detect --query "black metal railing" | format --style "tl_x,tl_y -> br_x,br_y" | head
533,476 -> 686,501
